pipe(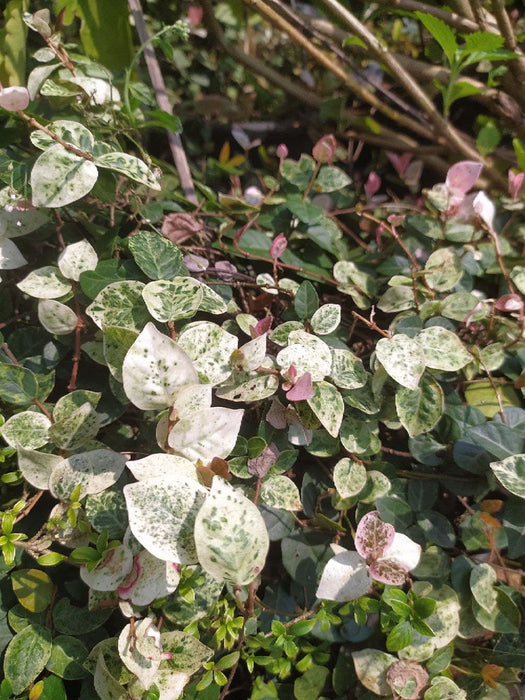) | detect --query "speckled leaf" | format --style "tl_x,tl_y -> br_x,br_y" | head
95,151 -> 161,190
167,407 -> 244,463
194,477 -> 269,585
216,367 -> 279,402
1,411 -> 51,449
424,676 -> 466,700
425,248 -> 463,291
352,649 -> 396,696
232,334 -> 267,372
154,670 -> 189,700
306,381 -> 344,437
124,476 -> 206,562
103,326 -> 138,381
377,285 -> 416,312
142,278 -> 203,322
30,120 -> 95,152
417,326 -> 472,371
340,414 -> 381,456
472,588 -> 521,633
3,624 -> 52,695
46,635 -> 88,680
126,453 -> 198,482
86,280 -> 148,331
80,545 -> 133,591
355,510 -> 394,560
310,303 -> 341,335
376,335 -> 425,389
48,401 -> 100,450
17,266 -> 70,299
276,331 -> 332,381
118,619 -> 164,690
490,455 -> 525,498
127,231 -> 184,280
396,376 -> 444,437
161,630 -> 212,674
17,448 -> 63,490
58,240 -> 98,281
198,281 -> 228,314
38,299 -> 77,335
270,321 -> 304,346
316,548 -> 371,602
178,321 -> 238,385
93,652 -> 128,700
171,383 -> 212,418
53,390 -> 100,422
31,144 -> 98,207
49,449 -> 126,501
333,458 -> 367,498
470,563 -> 498,612
122,323 -> 198,410
261,475 -> 302,511
330,348 -> 368,389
